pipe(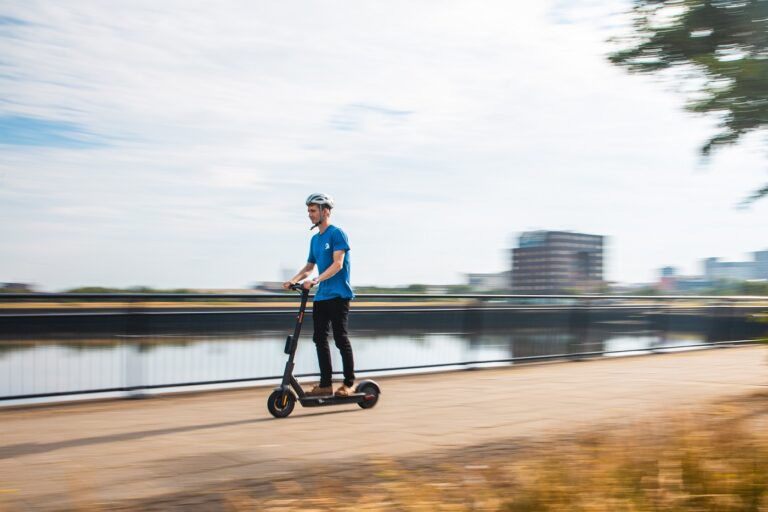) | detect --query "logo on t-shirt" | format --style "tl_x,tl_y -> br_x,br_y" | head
325,242 -> 330,250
